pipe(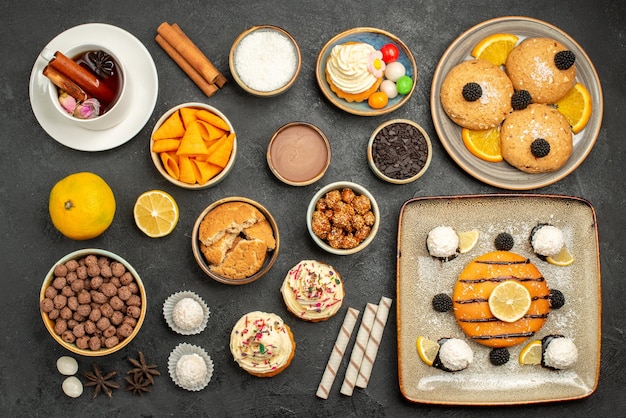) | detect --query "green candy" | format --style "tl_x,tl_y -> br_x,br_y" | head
396,75 -> 413,95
